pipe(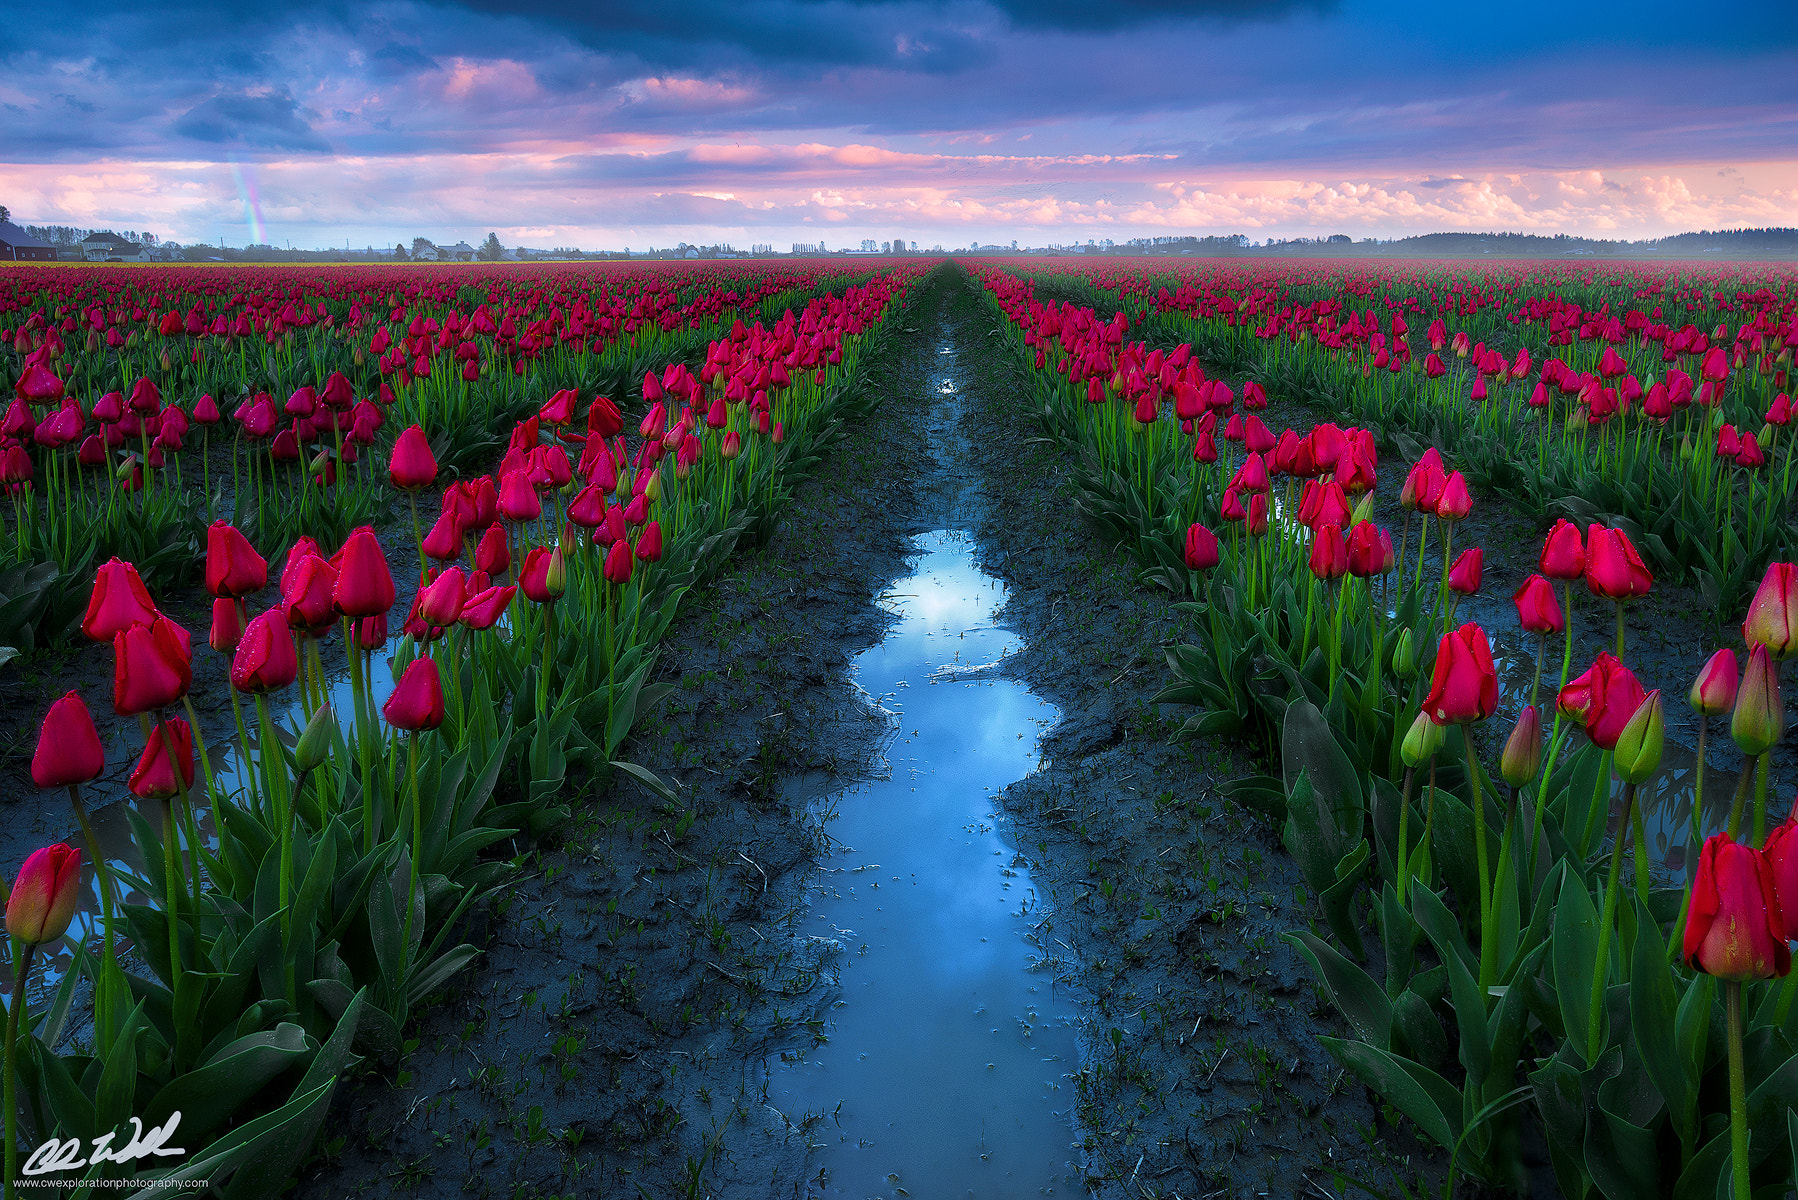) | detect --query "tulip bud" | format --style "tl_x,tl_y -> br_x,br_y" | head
1500,705 -> 1543,788
1683,833 -> 1789,982
1447,547 -> 1483,595
1391,628 -> 1417,679
1612,691 -> 1665,785
6,844 -> 82,945
1400,709 -> 1446,767
1742,561 -> 1798,659
1689,648 -> 1739,716
31,692 -> 105,789
383,658 -> 445,732
294,704 -> 337,773
1732,643 -> 1784,756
